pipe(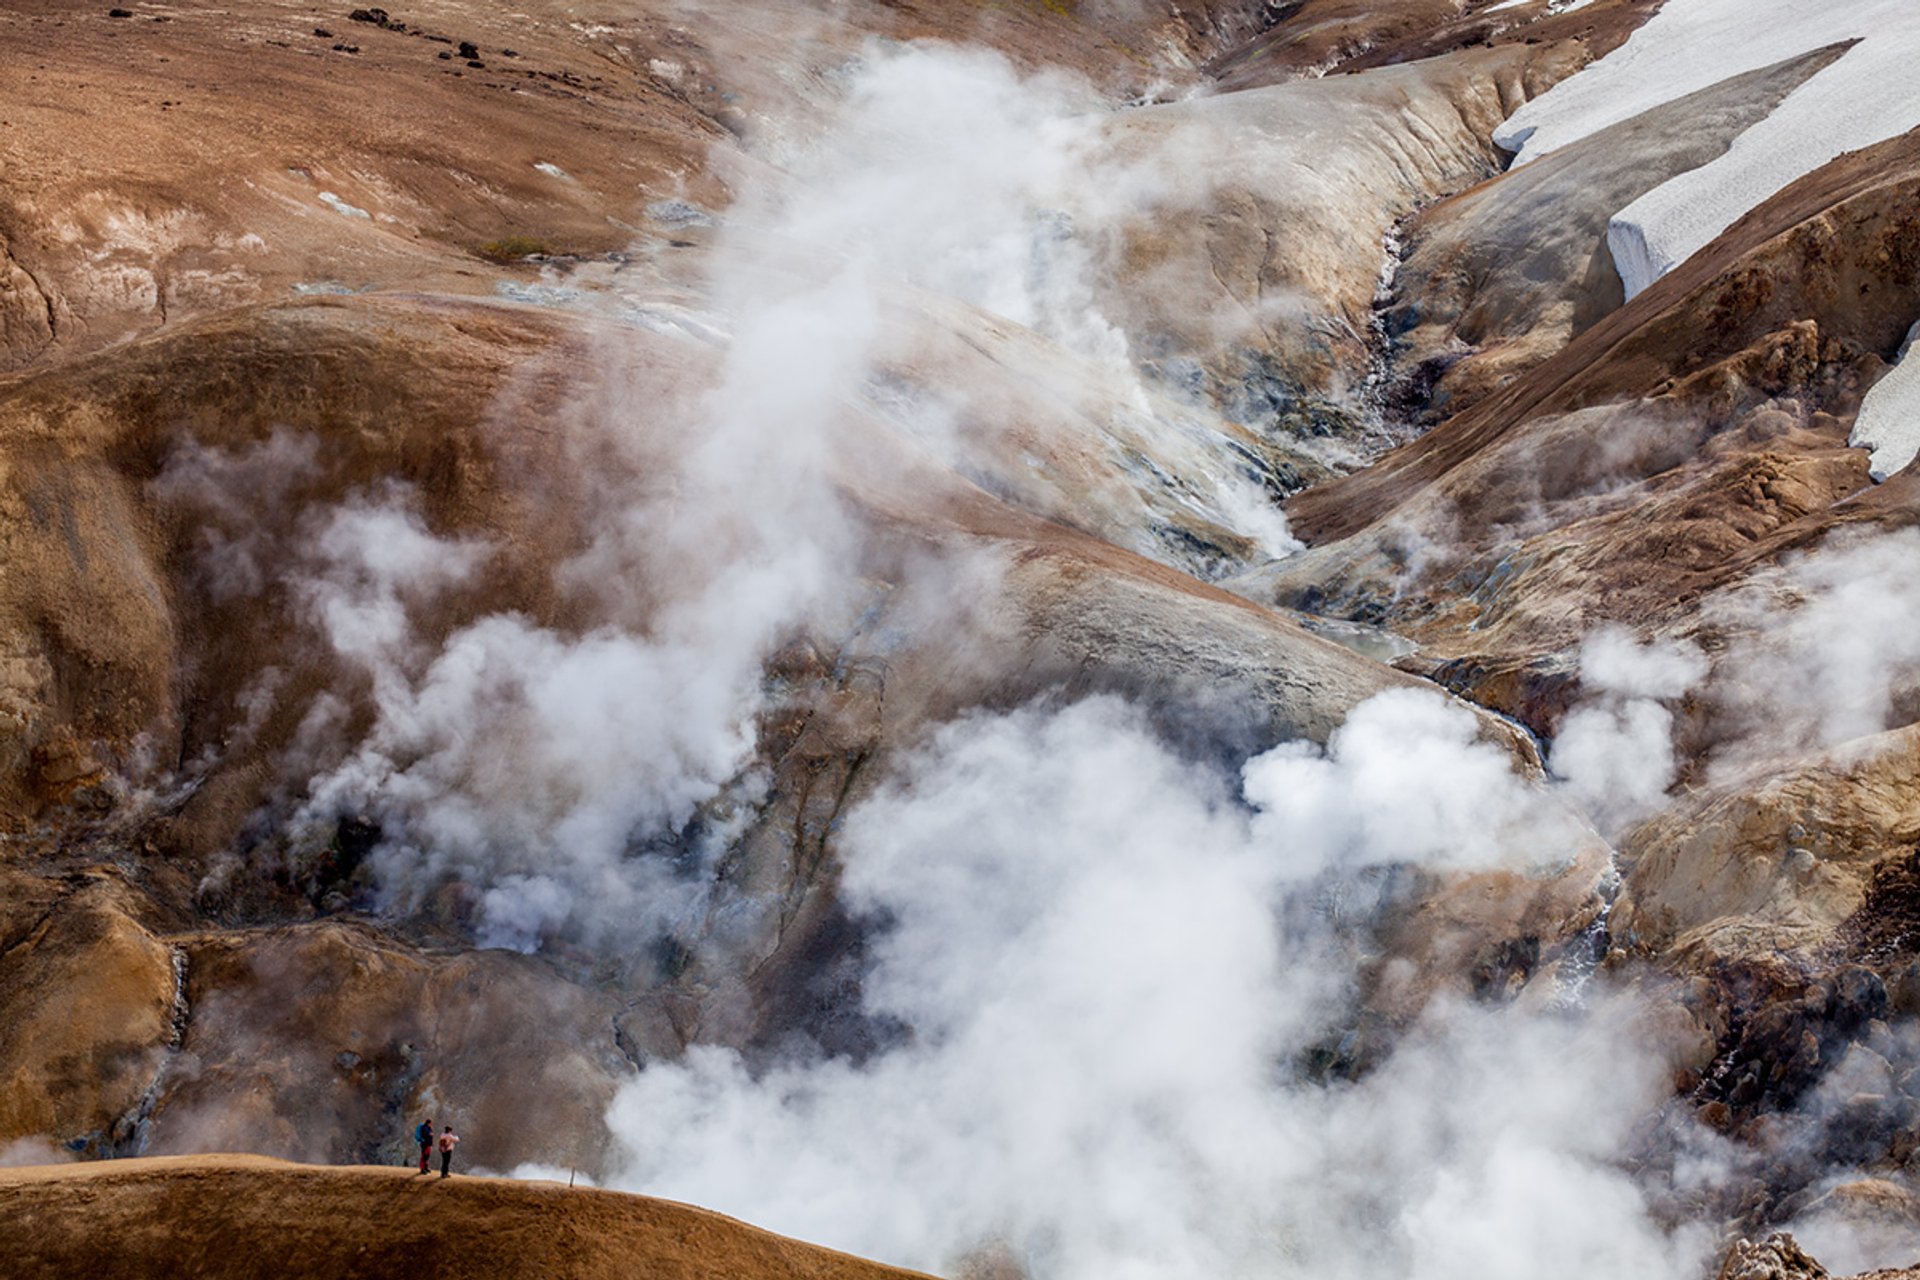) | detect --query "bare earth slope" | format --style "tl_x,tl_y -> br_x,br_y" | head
28,0 -> 1920,1276
0,1 -> 1592,1189
0,1155 -> 932,1280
